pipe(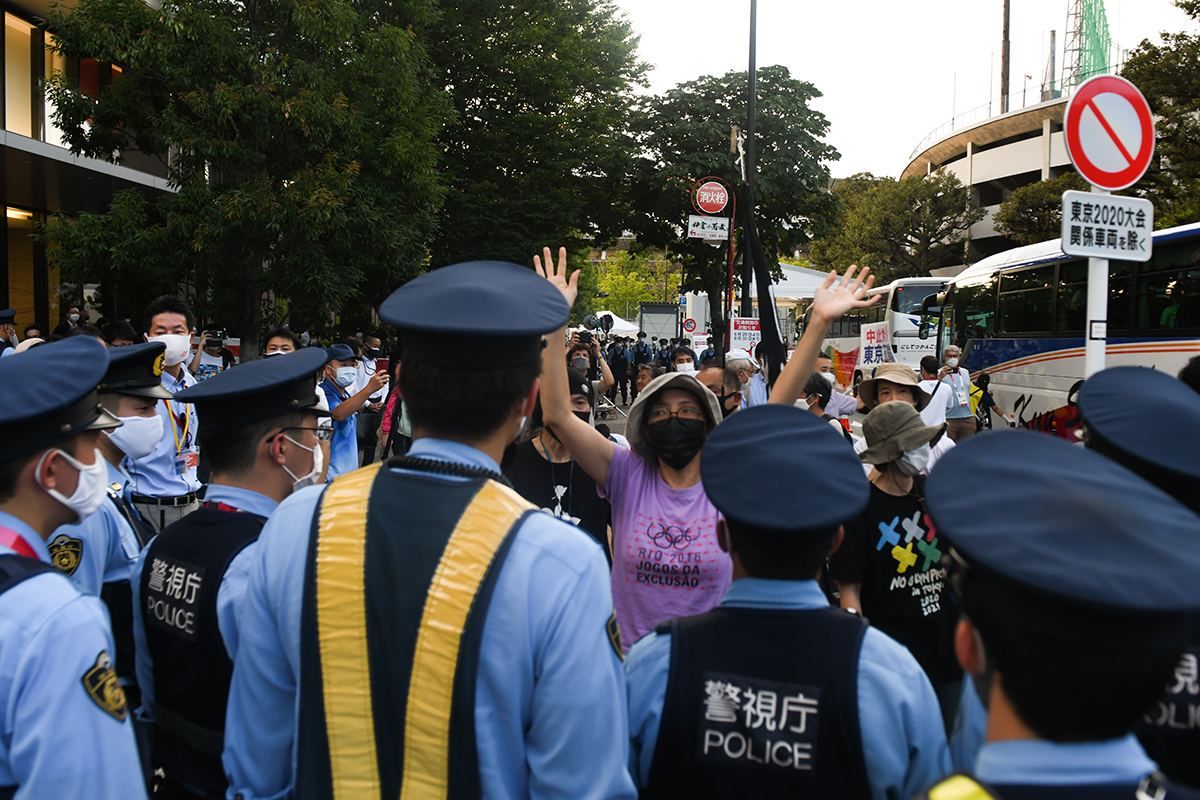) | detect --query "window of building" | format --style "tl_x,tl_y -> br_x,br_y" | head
5,14 -> 34,137
43,34 -> 68,148
6,208 -> 36,325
